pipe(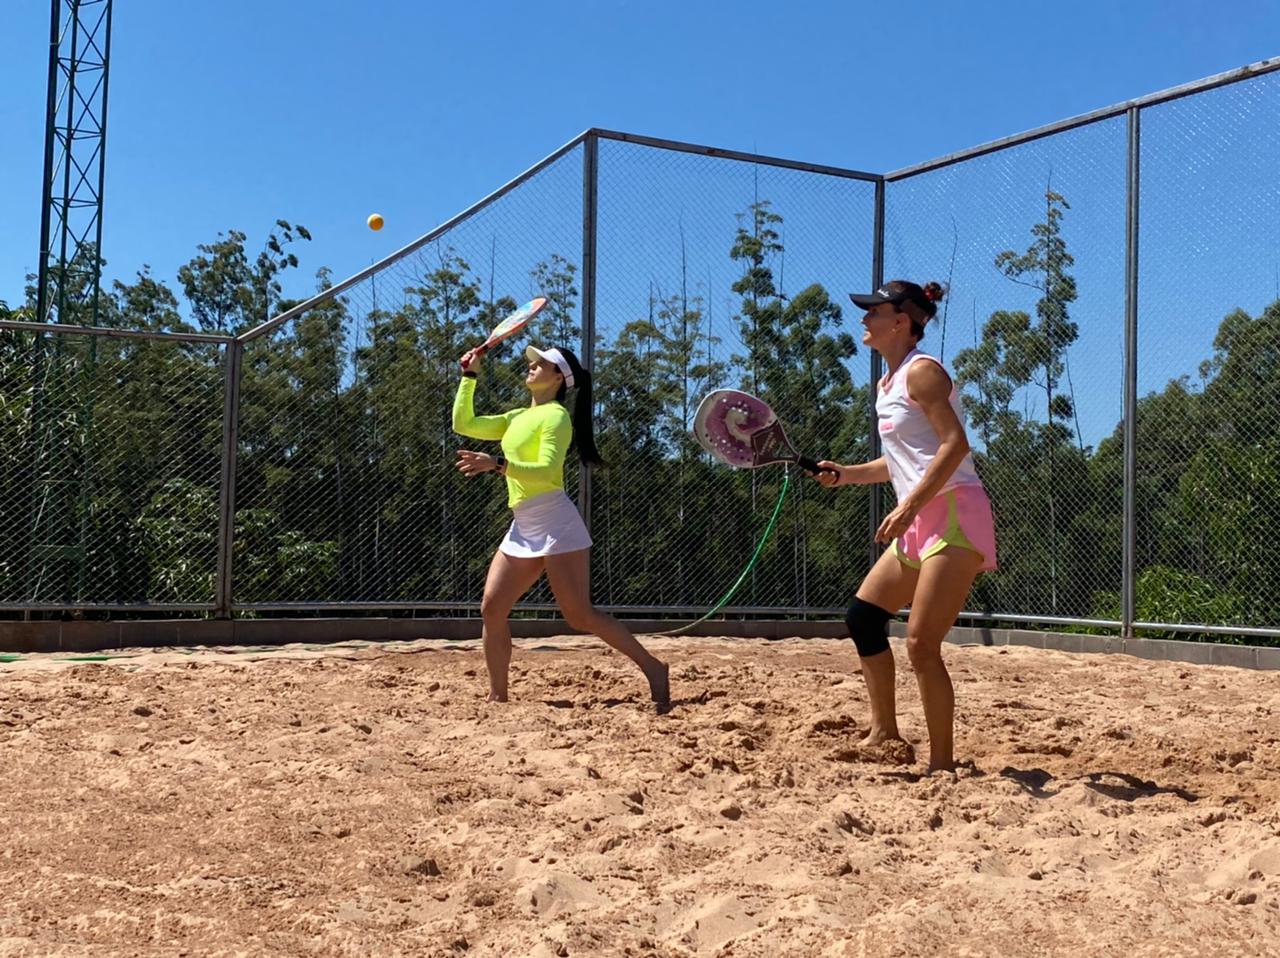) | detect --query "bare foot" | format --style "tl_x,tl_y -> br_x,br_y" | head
647,661 -> 670,713
858,729 -> 902,748
831,737 -> 916,766
847,732 -> 916,766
